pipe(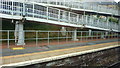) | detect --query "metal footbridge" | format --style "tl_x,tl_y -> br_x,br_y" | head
0,0 -> 119,31
1,1 -> 120,67
0,0 -> 120,45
